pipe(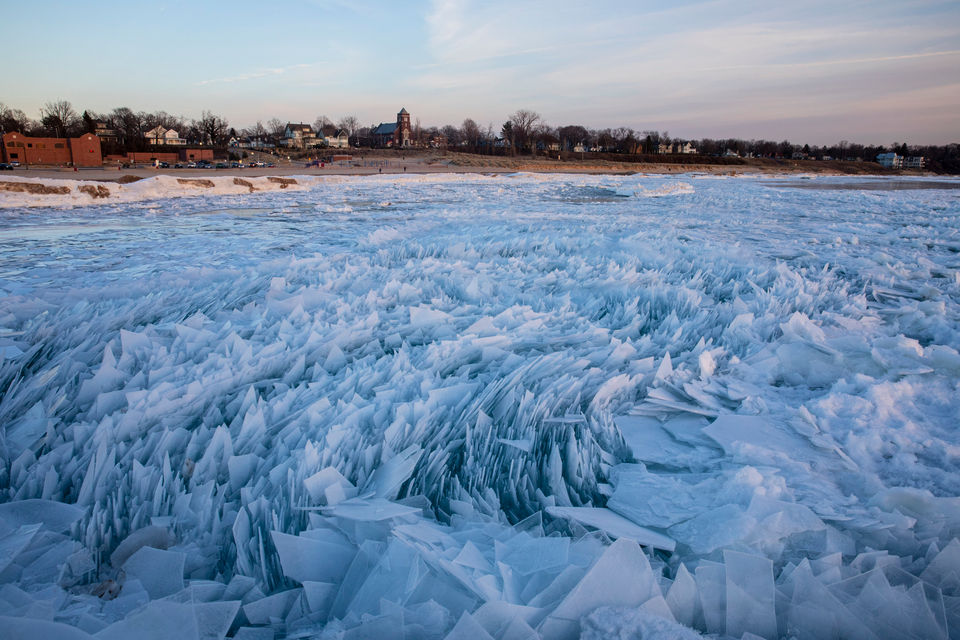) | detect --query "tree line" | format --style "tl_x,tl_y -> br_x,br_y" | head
2,100 -> 957,172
